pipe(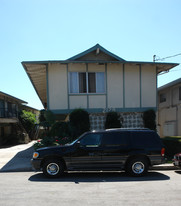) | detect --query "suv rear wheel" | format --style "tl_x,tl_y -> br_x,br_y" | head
126,157 -> 148,177
43,159 -> 65,178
